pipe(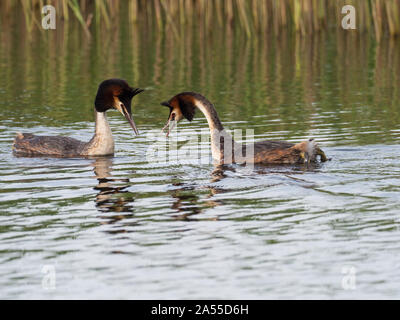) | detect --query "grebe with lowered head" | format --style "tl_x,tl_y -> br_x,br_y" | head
12,79 -> 143,157
161,92 -> 327,165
